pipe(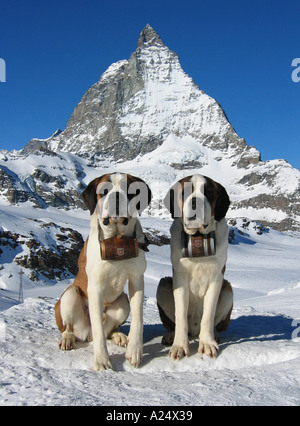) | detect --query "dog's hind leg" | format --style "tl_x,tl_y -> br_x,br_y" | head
156,277 -> 176,346
104,292 -> 130,347
214,279 -> 233,335
56,286 -> 91,350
